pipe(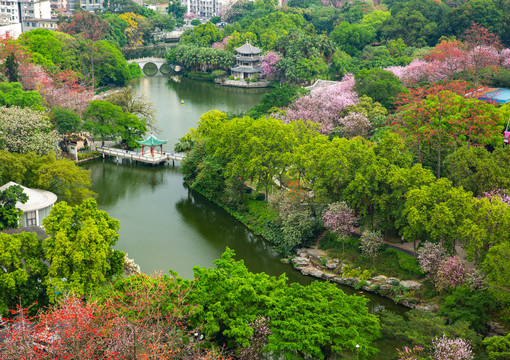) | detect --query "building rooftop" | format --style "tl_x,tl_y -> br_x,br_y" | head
235,41 -> 262,55
0,181 -> 57,212
231,65 -> 262,73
